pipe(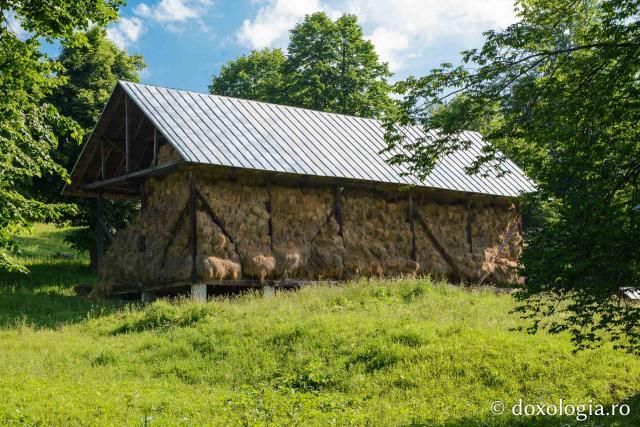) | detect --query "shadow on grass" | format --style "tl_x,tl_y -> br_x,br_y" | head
0,259 -> 123,329
406,393 -> 640,426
